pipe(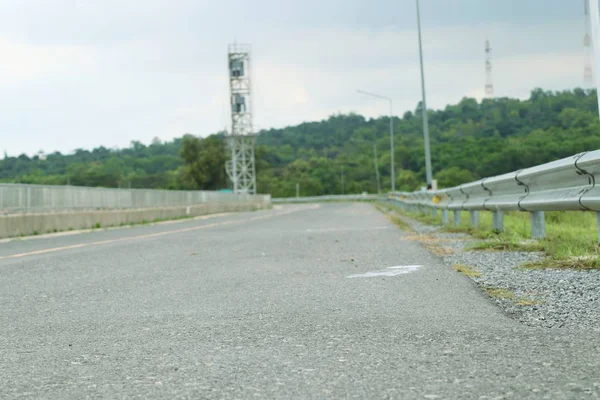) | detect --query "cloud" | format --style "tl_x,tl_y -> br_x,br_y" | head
0,0 -> 589,155
252,19 -> 585,127
0,39 -> 92,85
